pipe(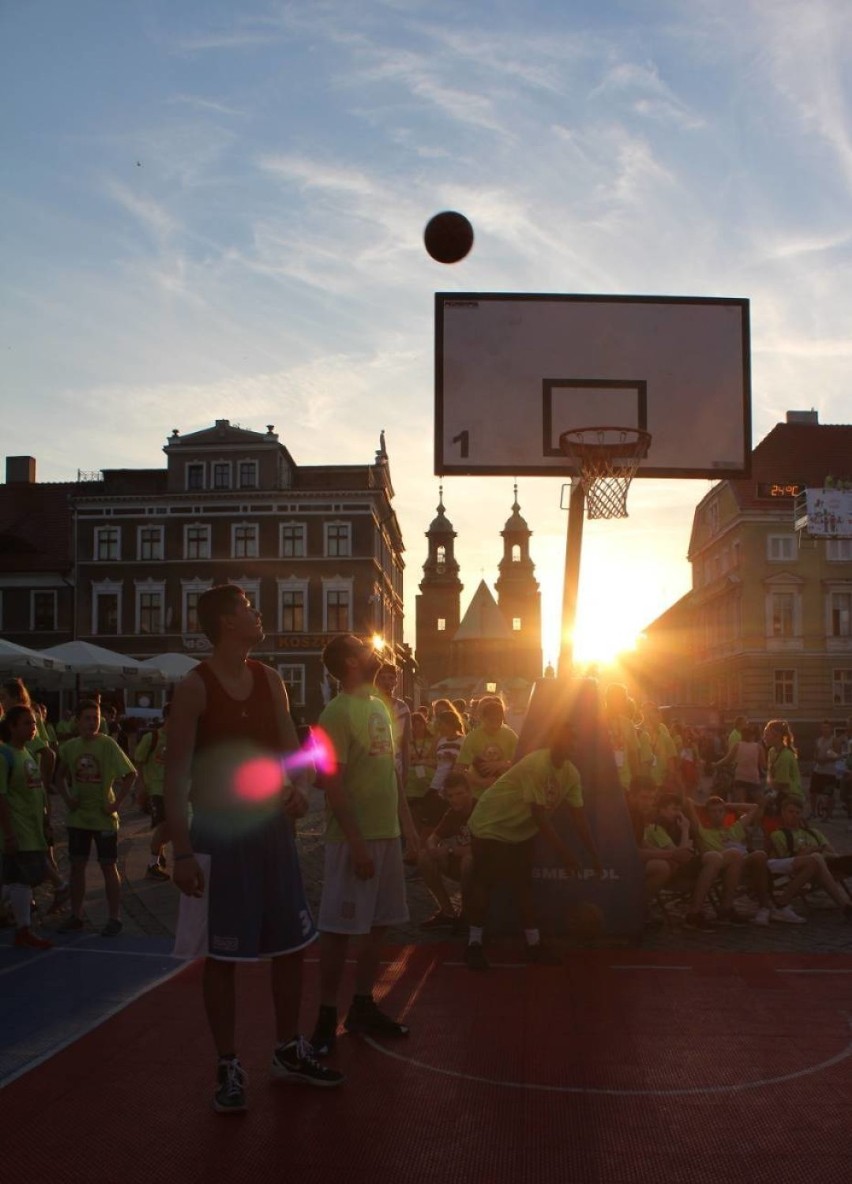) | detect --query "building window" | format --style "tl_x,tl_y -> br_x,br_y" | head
212,461 -> 231,490
136,585 -> 164,635
437,617 -> 446,632
232,523 -> 259,559
94,527 -> 120,561
436,544 -> 446,572
768,592 -> 796,637
280,523 -> 306,558
773,669 -> 796,707
31,590 -> 57,631
280,589 -> 305,632
512,545 -> 521,563
767,534 -> 796,562
830,592 -> 852,637
325,522 -> 351,558
93,583 -> 122,635
237,460 -> 258,489
325,587 -> 351,632
827,539 -> 852,561
182,581 -> 212,634
512,617 -> 522,631
184,524 -> 211,560
278,664 -> 306,708
137,526 -> 164,561
186,463 -> 205,491
834,669 -> 852,706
